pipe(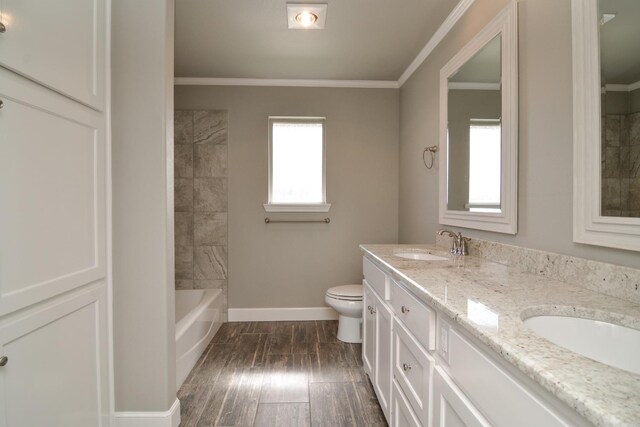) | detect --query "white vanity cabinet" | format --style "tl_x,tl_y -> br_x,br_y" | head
362,255 -> 589,427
